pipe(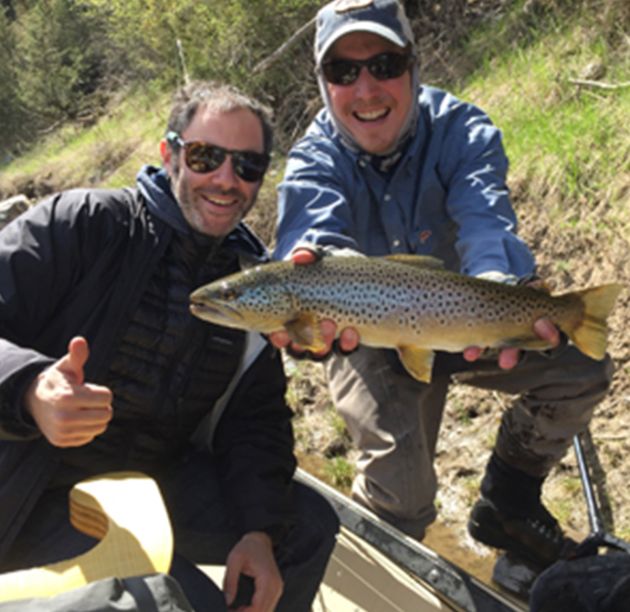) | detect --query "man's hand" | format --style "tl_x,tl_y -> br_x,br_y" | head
463,317 -> 560,369
464,278 -> 560,369
267,248 -> 360,356
223,531 -> 283,612
24,336 -> 113,447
